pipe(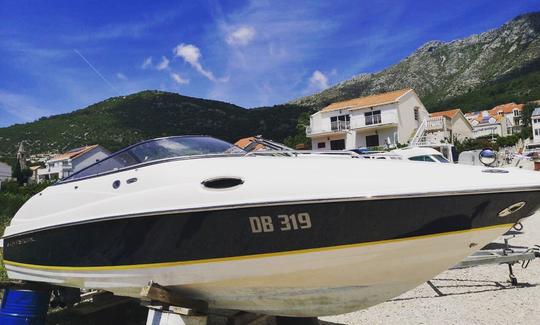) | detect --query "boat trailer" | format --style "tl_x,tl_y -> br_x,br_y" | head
451,223 -> 540,285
